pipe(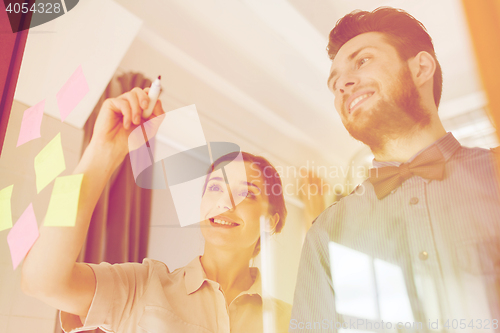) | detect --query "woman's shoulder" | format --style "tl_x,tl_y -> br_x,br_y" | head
141,258 -> 170,274
142,257 -> 206,281
268,297 -> 292,314
87,258 -> 171,283
251,267 -> 292,315
266,297 -> 292,333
